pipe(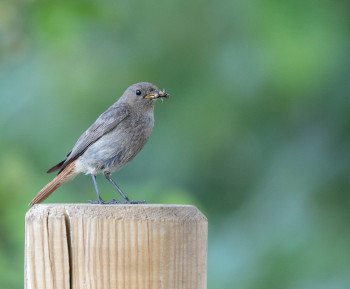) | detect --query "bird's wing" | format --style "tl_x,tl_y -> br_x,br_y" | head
54,105 -> 129,173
